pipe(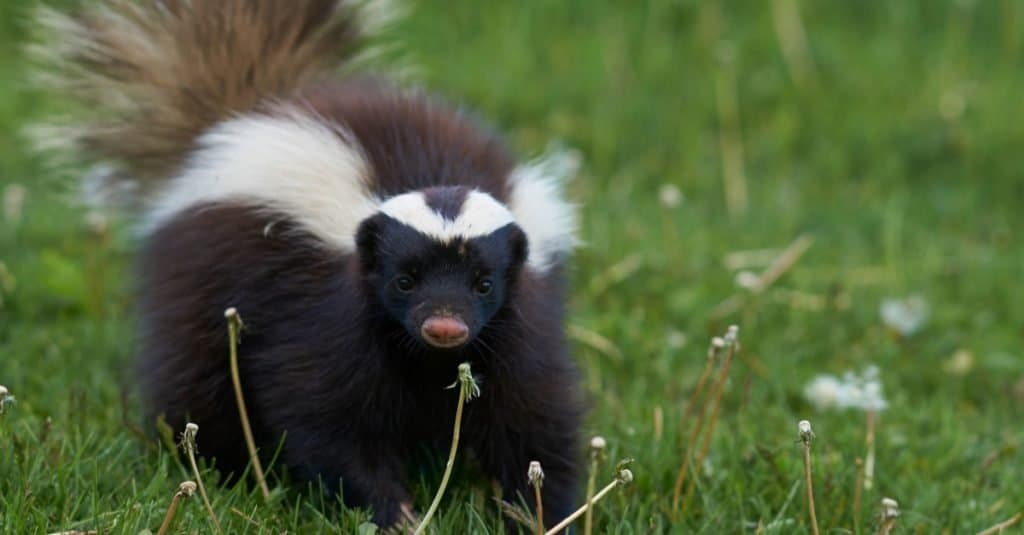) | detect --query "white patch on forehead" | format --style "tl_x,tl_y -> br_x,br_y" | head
378,190 -> 515,242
